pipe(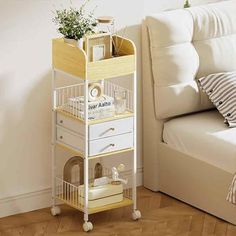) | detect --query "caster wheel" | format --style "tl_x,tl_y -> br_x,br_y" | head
132,210 -> 141,220
83,222 -> 93,232
51,206 -> 61,216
